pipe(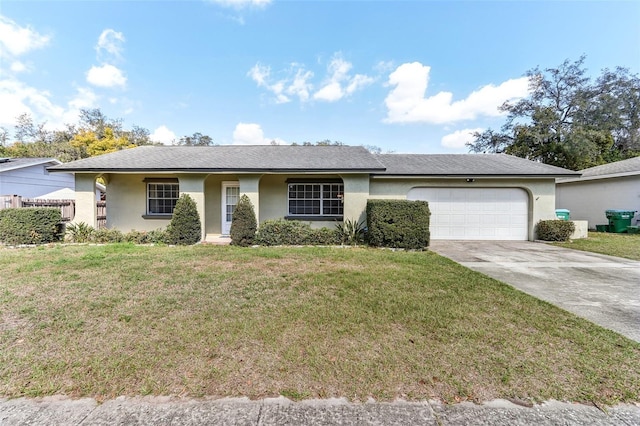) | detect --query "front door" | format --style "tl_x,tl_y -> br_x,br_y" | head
221,182 -> 240,235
